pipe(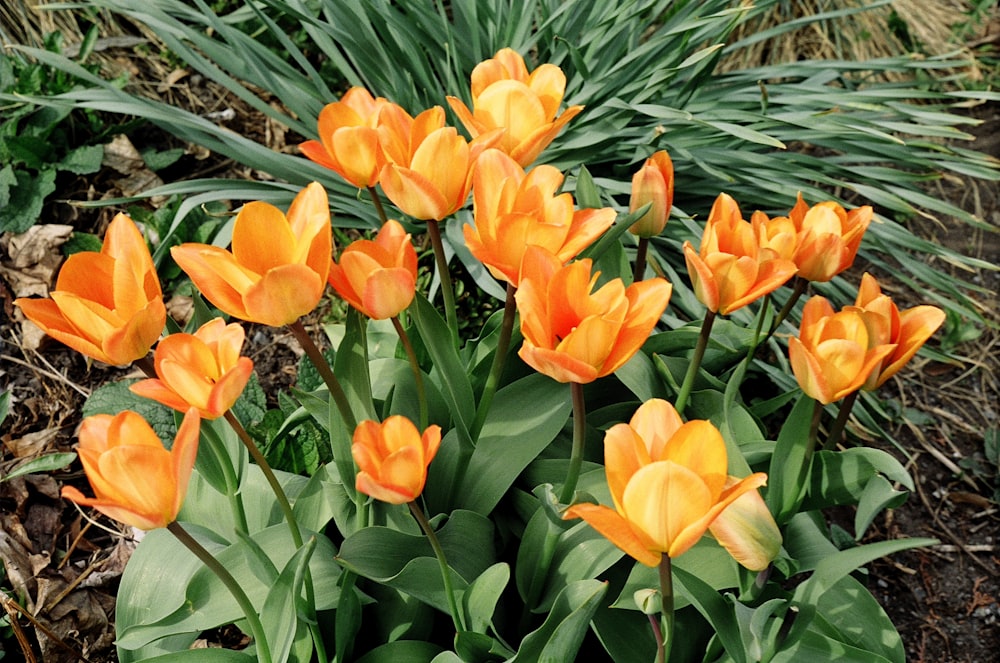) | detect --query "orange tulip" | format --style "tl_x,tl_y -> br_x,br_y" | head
62,408 -> 200,530
752,193 -> 871,282
300,87 -> 390,188
515,247 -> 672,384
171,182 -> 332,327
789,295 -> 897,404
15,213 -> 165,366
682,193 -> 797,315
129,318 -> 254,419
628,150 -> 674,238
564,398 -> 772,568
352,415 -> 442,505
328,219 -> 418,319
377,104 -> 499,221
464,149 -> 615,286
853,272 -> 945,390
447,48 -> 583,167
